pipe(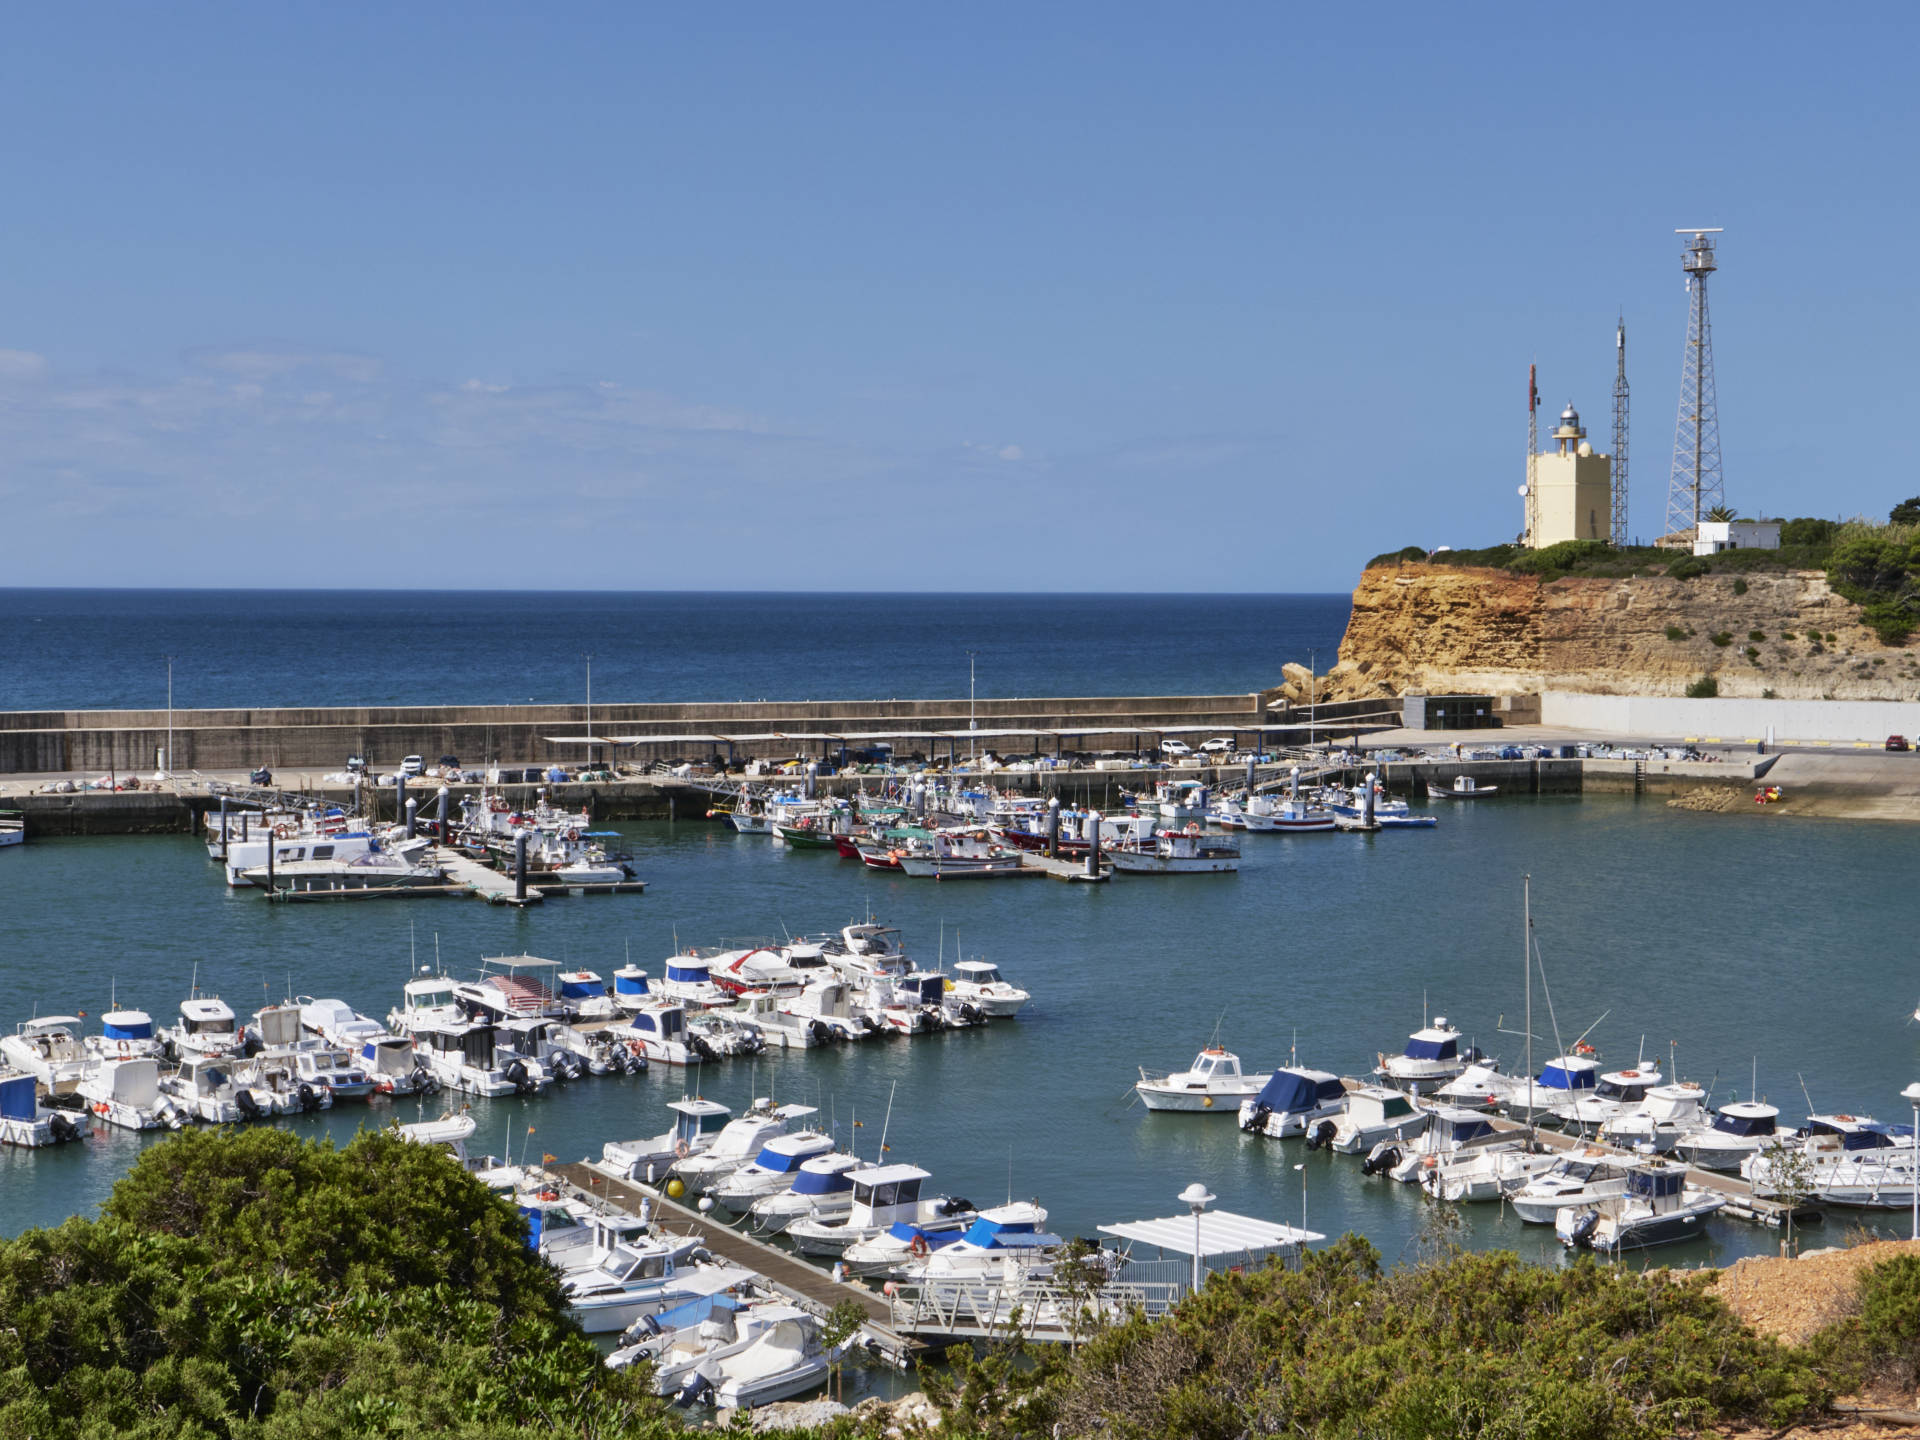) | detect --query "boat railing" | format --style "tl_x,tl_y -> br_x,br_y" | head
886,1274 -> 1183,1341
